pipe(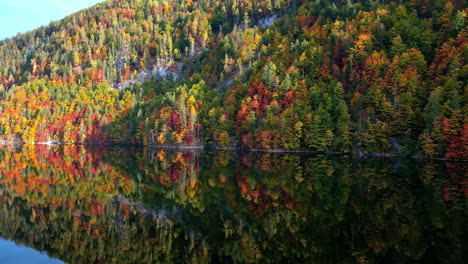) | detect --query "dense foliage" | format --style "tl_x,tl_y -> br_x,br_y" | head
0,146 -> 465,263
0,0 -> 466,158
